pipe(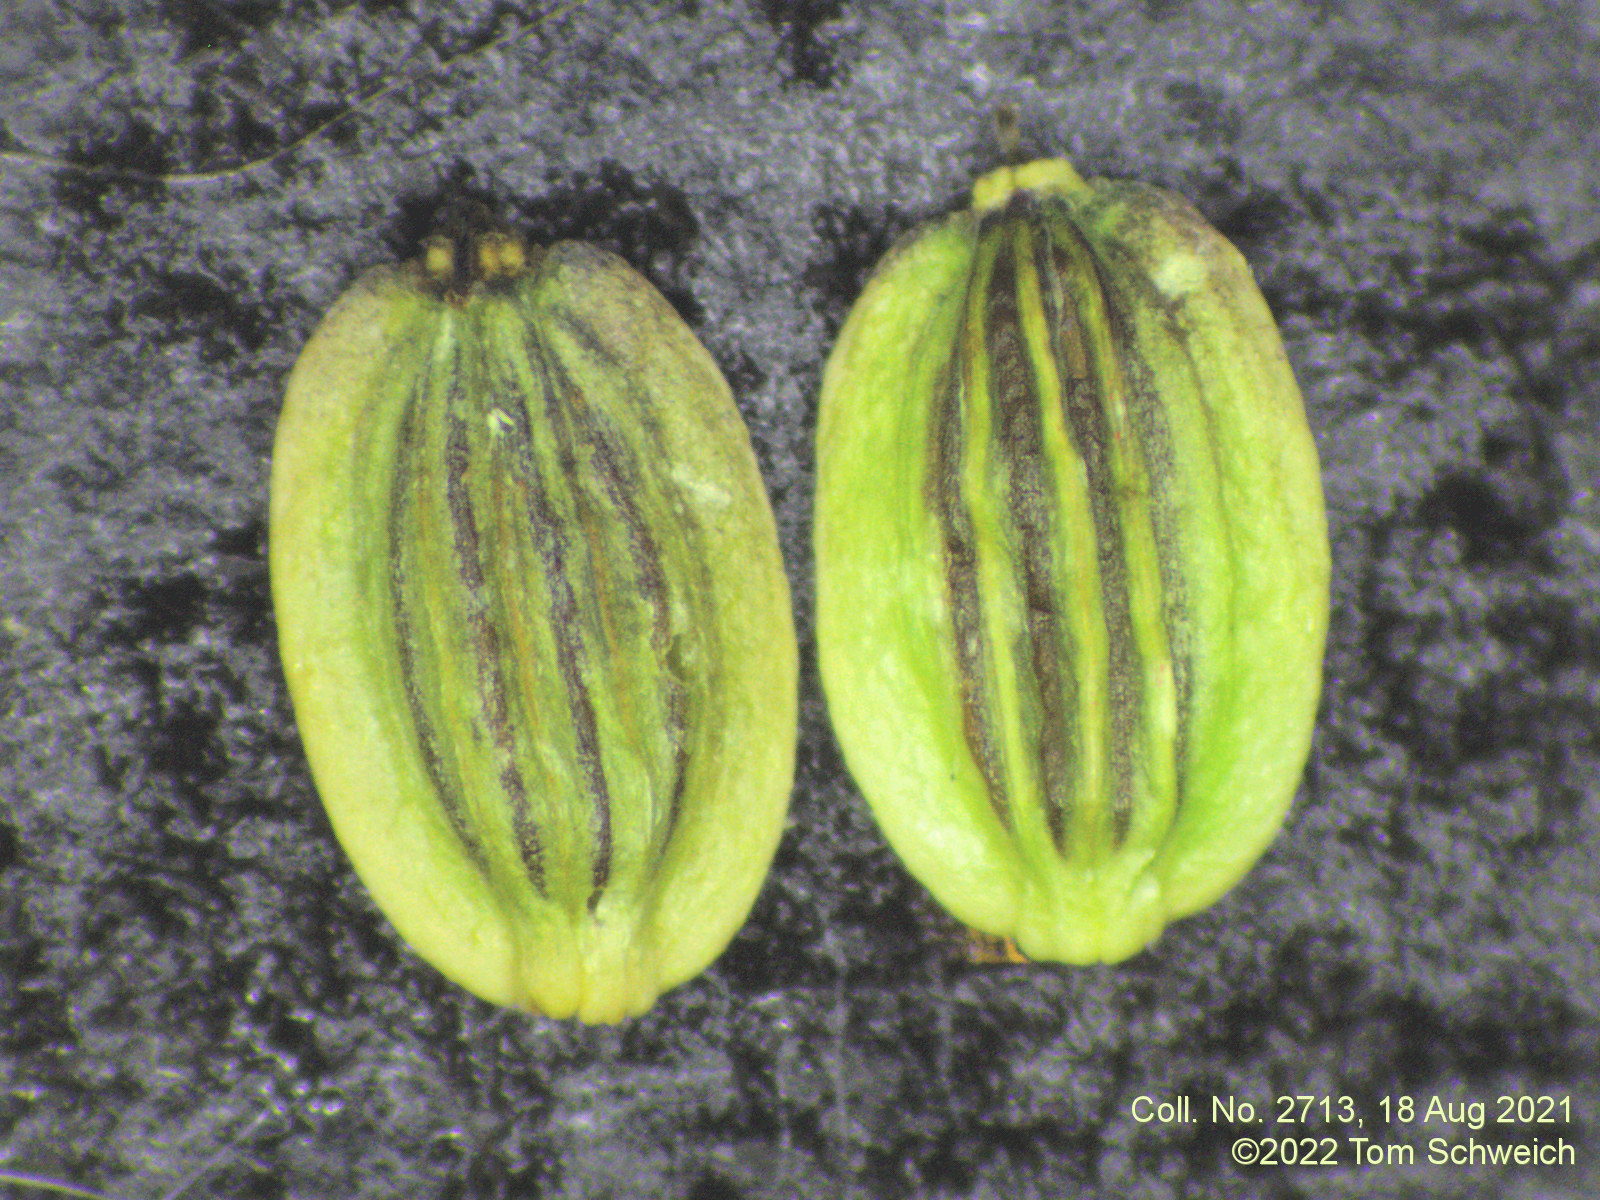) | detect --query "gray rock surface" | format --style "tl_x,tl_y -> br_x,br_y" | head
1,0 -> 1596,1196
